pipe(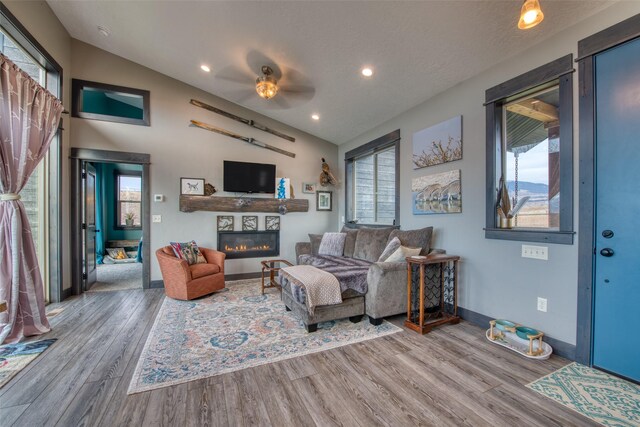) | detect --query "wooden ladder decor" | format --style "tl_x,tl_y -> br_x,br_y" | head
190,120 -> 296,158
190,99 -> 295,142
